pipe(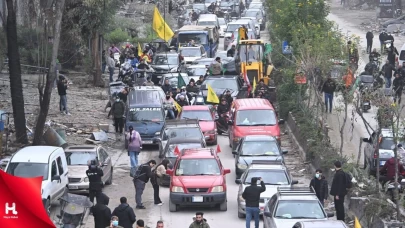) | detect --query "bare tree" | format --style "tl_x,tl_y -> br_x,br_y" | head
32,0 -> 66,145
